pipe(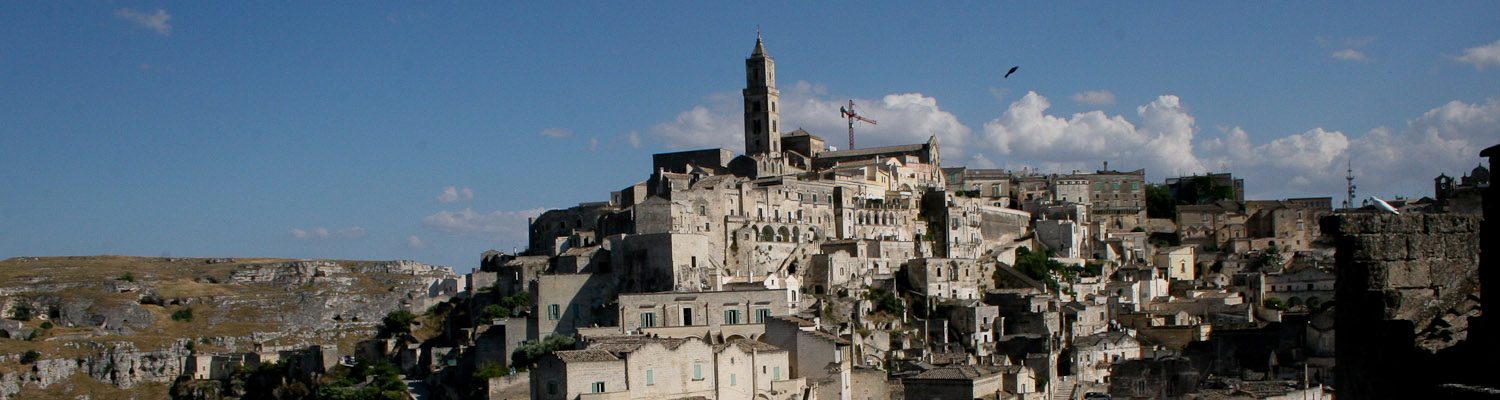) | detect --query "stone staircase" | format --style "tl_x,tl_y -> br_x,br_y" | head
1051,376 -> 1076,400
